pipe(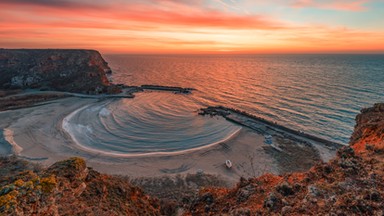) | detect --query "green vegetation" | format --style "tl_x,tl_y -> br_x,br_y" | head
40,175 -> 57,193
